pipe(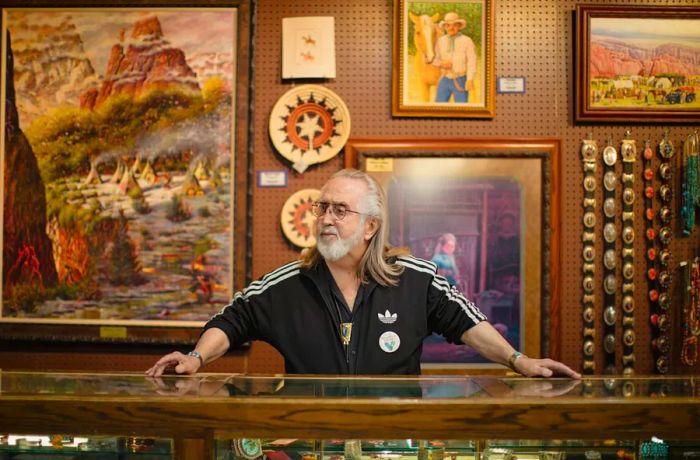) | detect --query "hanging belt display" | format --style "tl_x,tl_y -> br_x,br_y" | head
602,139 -> 618,374
620,131 -> 636,375
643,139 -> 664,374
655,131 -> 675,374
681,131 -> 699,236
581,134 -> 598,375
